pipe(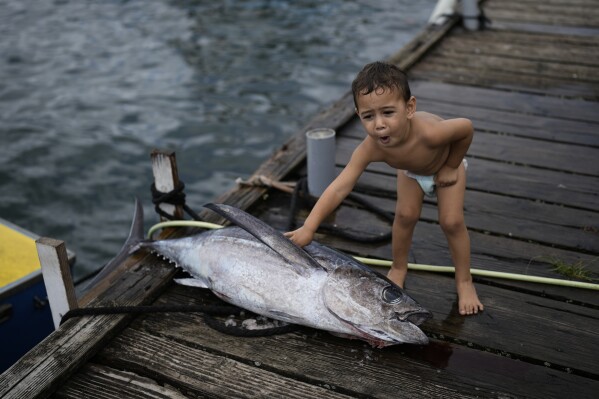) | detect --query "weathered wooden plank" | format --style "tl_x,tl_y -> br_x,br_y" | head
485,7 -> 599,27
439,35 -> 599,66
485,1 -> 599,19
54,363 -> 191,399
95,324 -> 358,399
411,80 -> 599,124
501,0 -> 598,5
419,101 -> 599,145
491,20 -> 599,37
455,27 -> 599,47
112,285 -> 599,399
409,67 -> 599,100
468,134 -> 599,176
0,255 -> 177,399
421,50 -> 599,84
